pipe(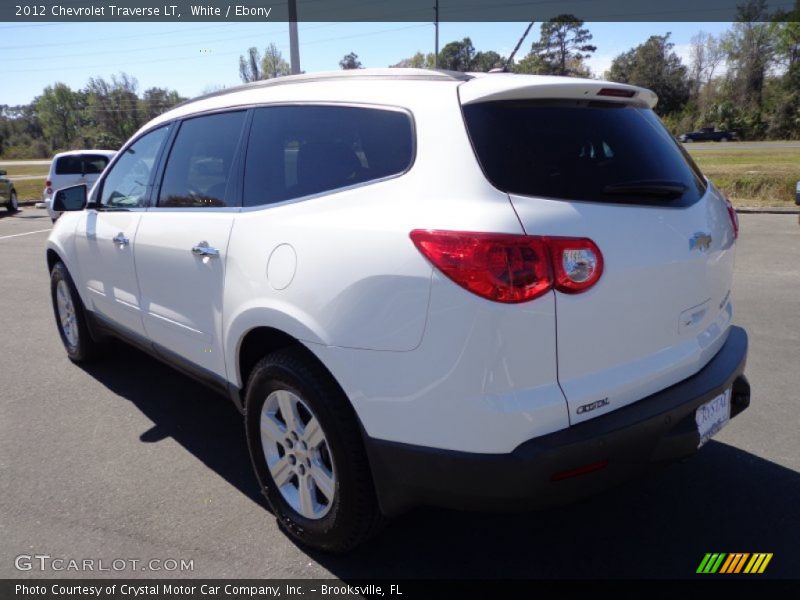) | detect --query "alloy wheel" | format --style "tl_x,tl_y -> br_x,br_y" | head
55,280 -> 79,348
259,389 -> 336,519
